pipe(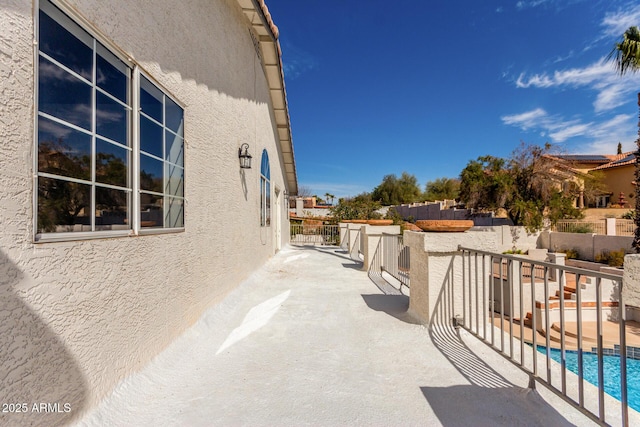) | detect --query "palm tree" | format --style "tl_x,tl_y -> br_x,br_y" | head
325,193 -> 335,206
608,26 -> 640,252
